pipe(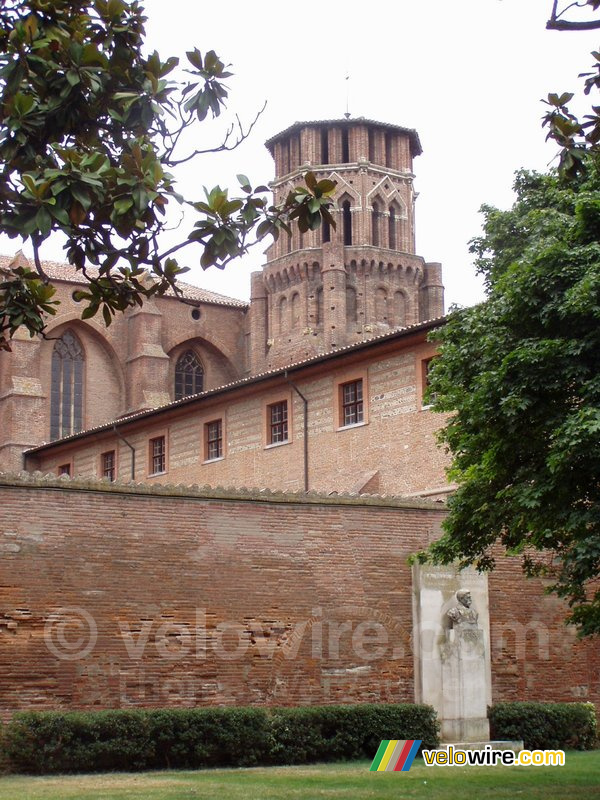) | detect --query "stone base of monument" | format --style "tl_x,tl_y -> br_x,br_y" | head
435,740 -> 524,752
441,716 -> 490,743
